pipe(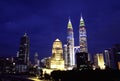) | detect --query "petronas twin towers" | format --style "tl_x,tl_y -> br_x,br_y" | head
64,16 -> 88,69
